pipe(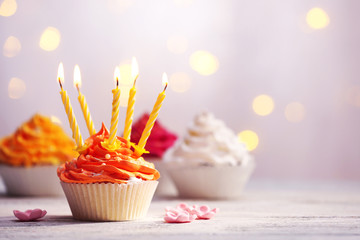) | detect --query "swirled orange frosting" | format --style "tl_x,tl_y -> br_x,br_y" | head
0,114 -> 77,167
57,123 -> 160,184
